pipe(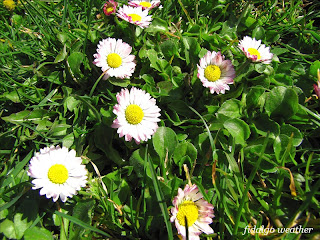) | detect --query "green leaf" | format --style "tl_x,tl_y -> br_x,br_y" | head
217,99 -> 241,118
181,36 -> 200,65
94,125 -> 124,166
271,47 -> 289,56
280,124 -> 303,147
310,60 -> 320,78
2,90 -> 21,103
173,142 -> 197,166
67,52 -> 84,76
152,127 -> 178,160
253,115 -> 280,139
273,134 -> 290,161
2,110 -> 52,124
252,26 -> 265,40
14,213 -> 33,239
160,40 -> 178,59
65,96 -> 80,112
147,49 -> 161,72
70,199 -> 95,239
109,78 -> 131,87
54,44 -> 67,63
223,118 -> 251,145
246,87 -> 266,109
0,219 -> 16,239
129,148 -> 149,178
265,86 -> 299,119
62,133 -> 74,149
145,17 -> 168,34
24,227 -> 53,240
